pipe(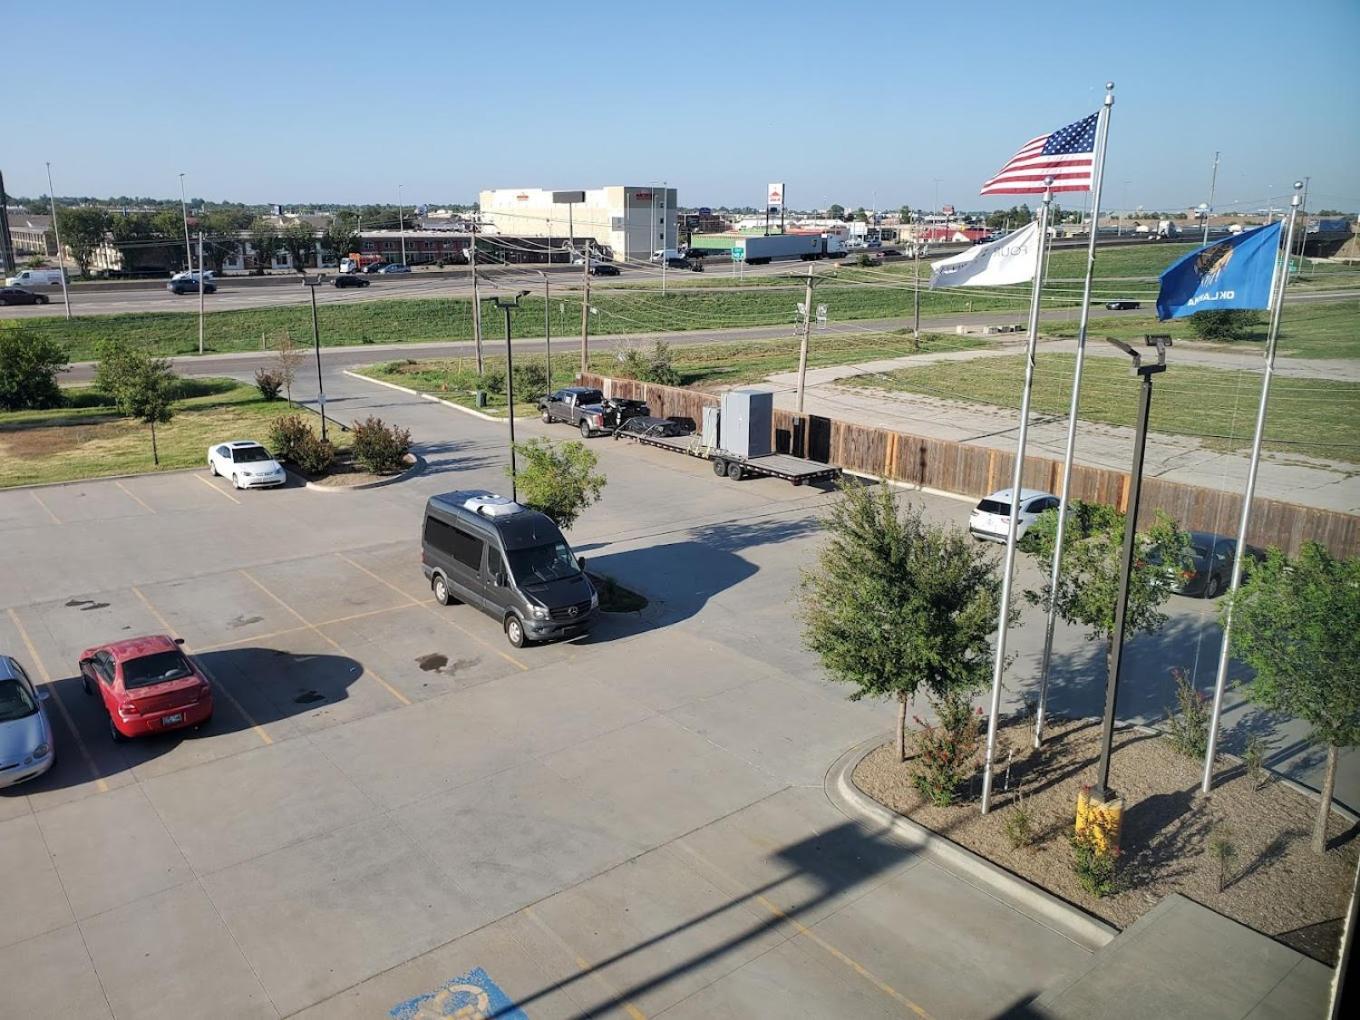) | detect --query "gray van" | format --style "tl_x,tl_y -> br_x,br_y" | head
421,491 -> 597,647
